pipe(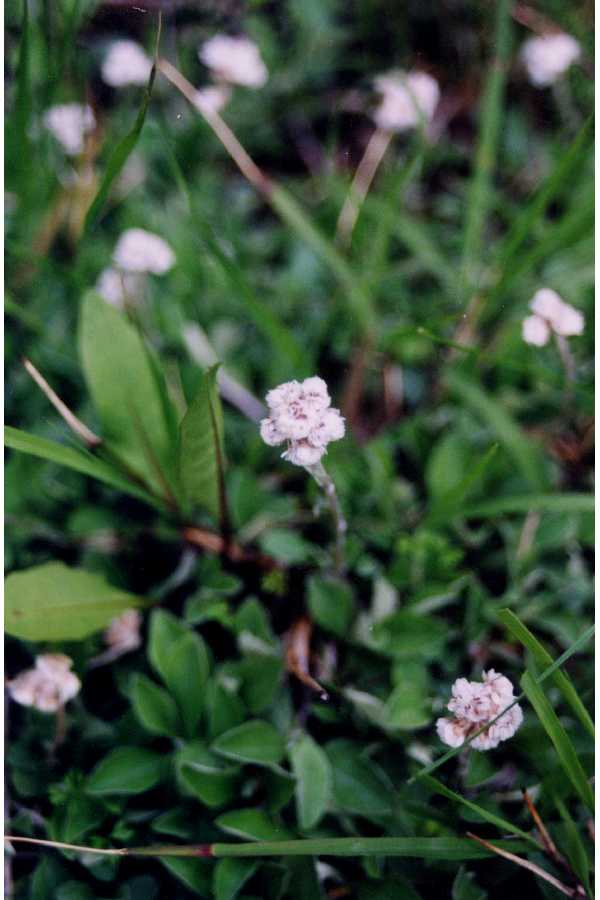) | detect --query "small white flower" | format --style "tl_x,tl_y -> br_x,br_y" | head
523,288 -> 584,345
436,669 -> 523,752
522,314 -> 550,346
260,376 -> 345,467
101,40 -> 152,87
104,609 -> 142,654
198,35 -> 268,88
521,33 -> 581,87
43,104 -> 95,156
193,85 -> 232,115
95,267 -> 143,309
8,654 -> 81,713
373,70 -> 440,132
113,228 -> 175,274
